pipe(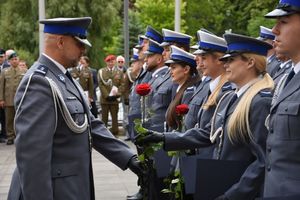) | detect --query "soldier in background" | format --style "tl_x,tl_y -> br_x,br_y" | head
78,56 -> 94,105
0,48 -> 10,70
18,60 -> 28,70
116,55 -> 127,73
89,64 -> 99,118
98,55 -> 124,136
0,52 -> 27,145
